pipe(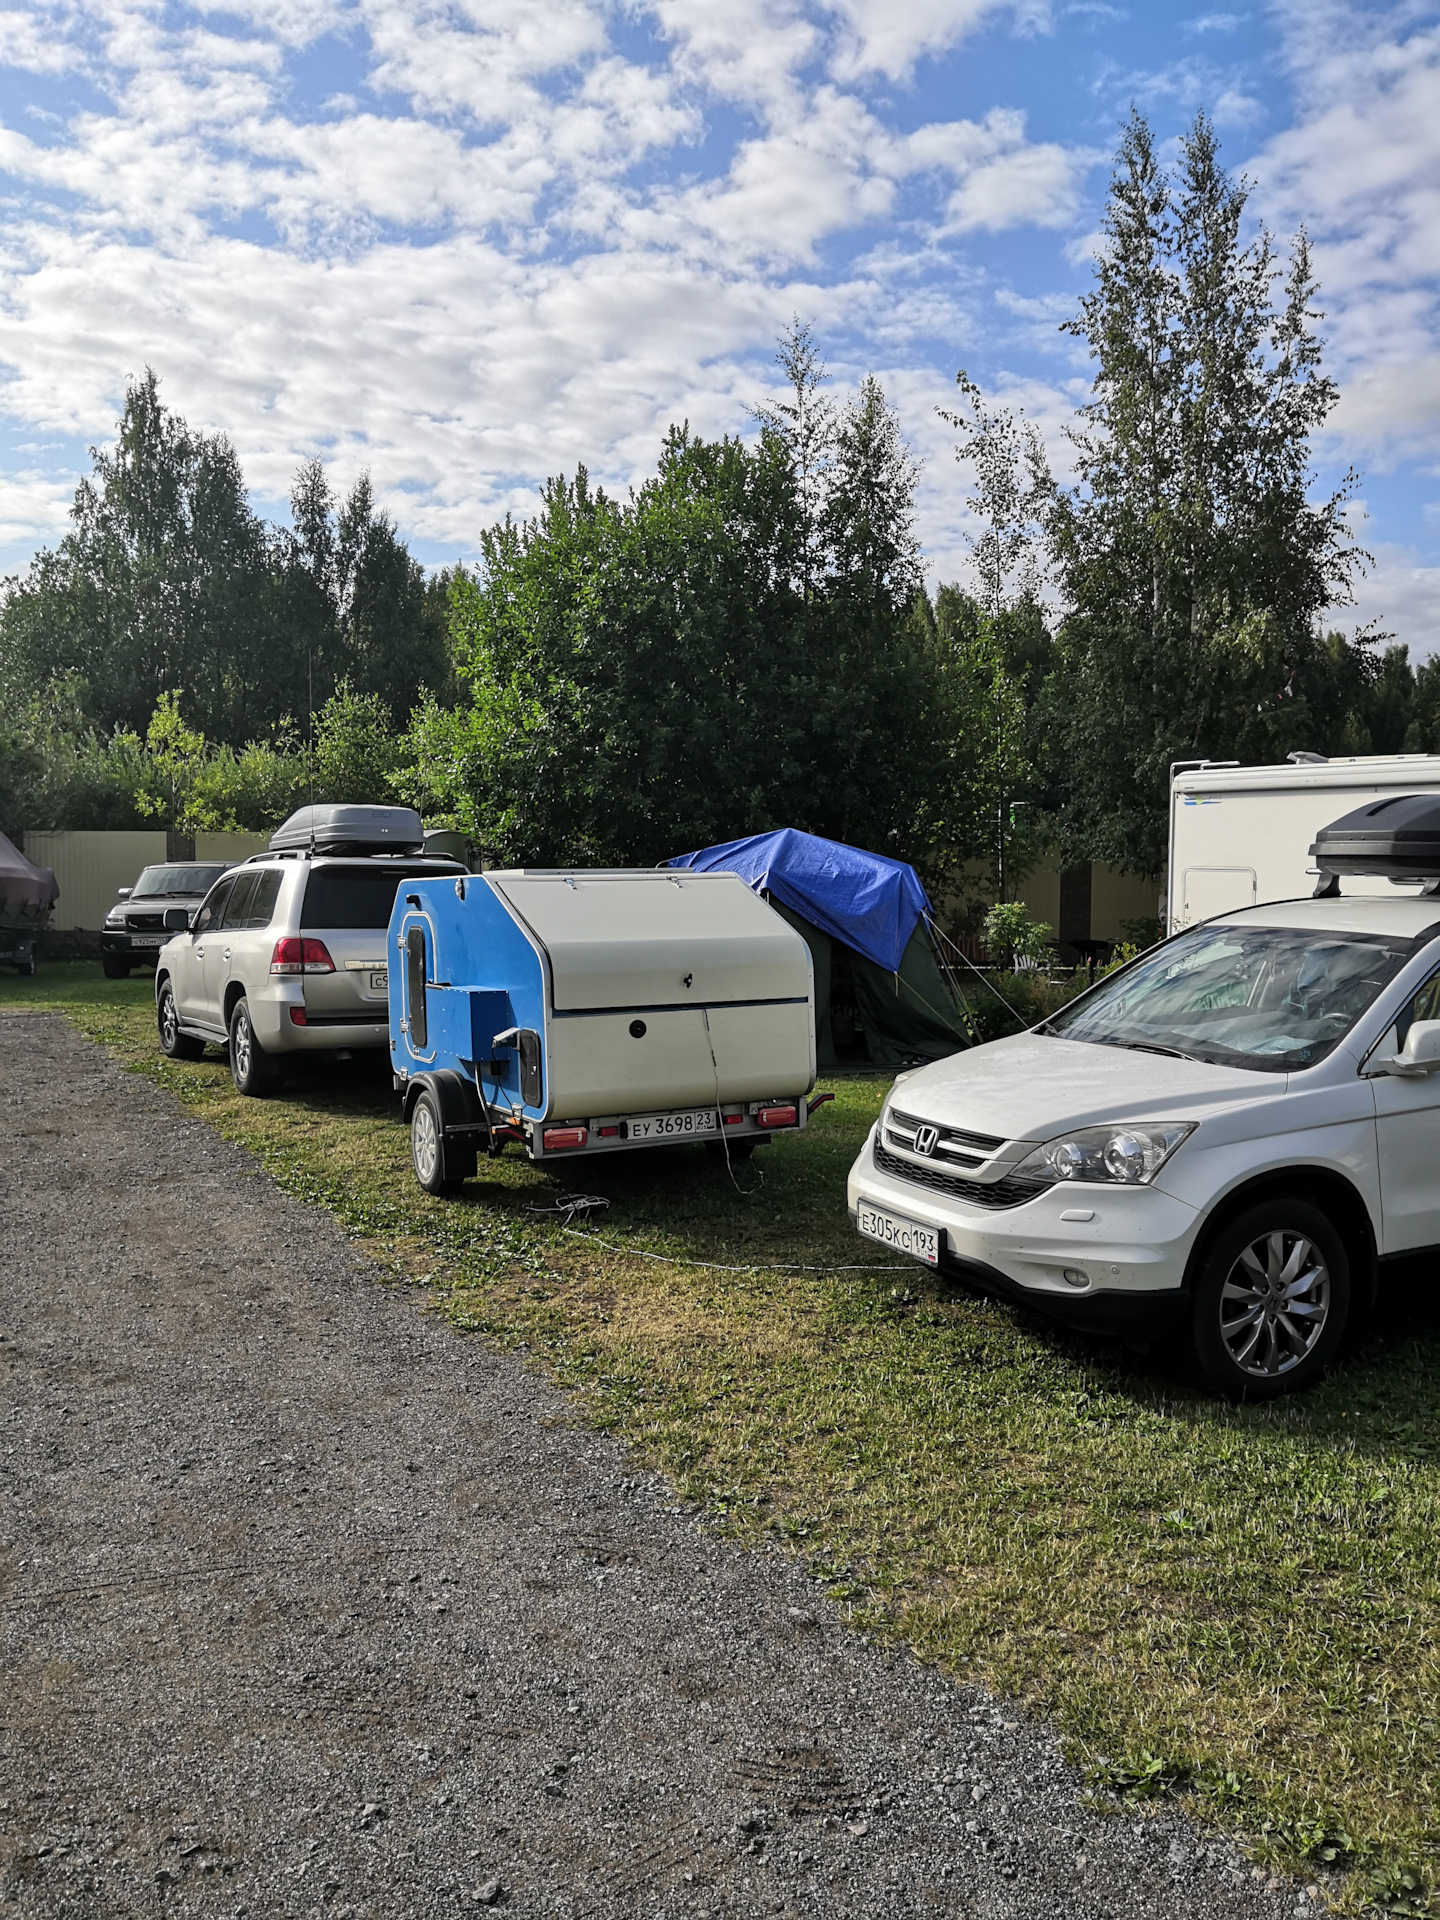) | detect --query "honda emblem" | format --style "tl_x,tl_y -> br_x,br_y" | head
913,1124 -> 939,1157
